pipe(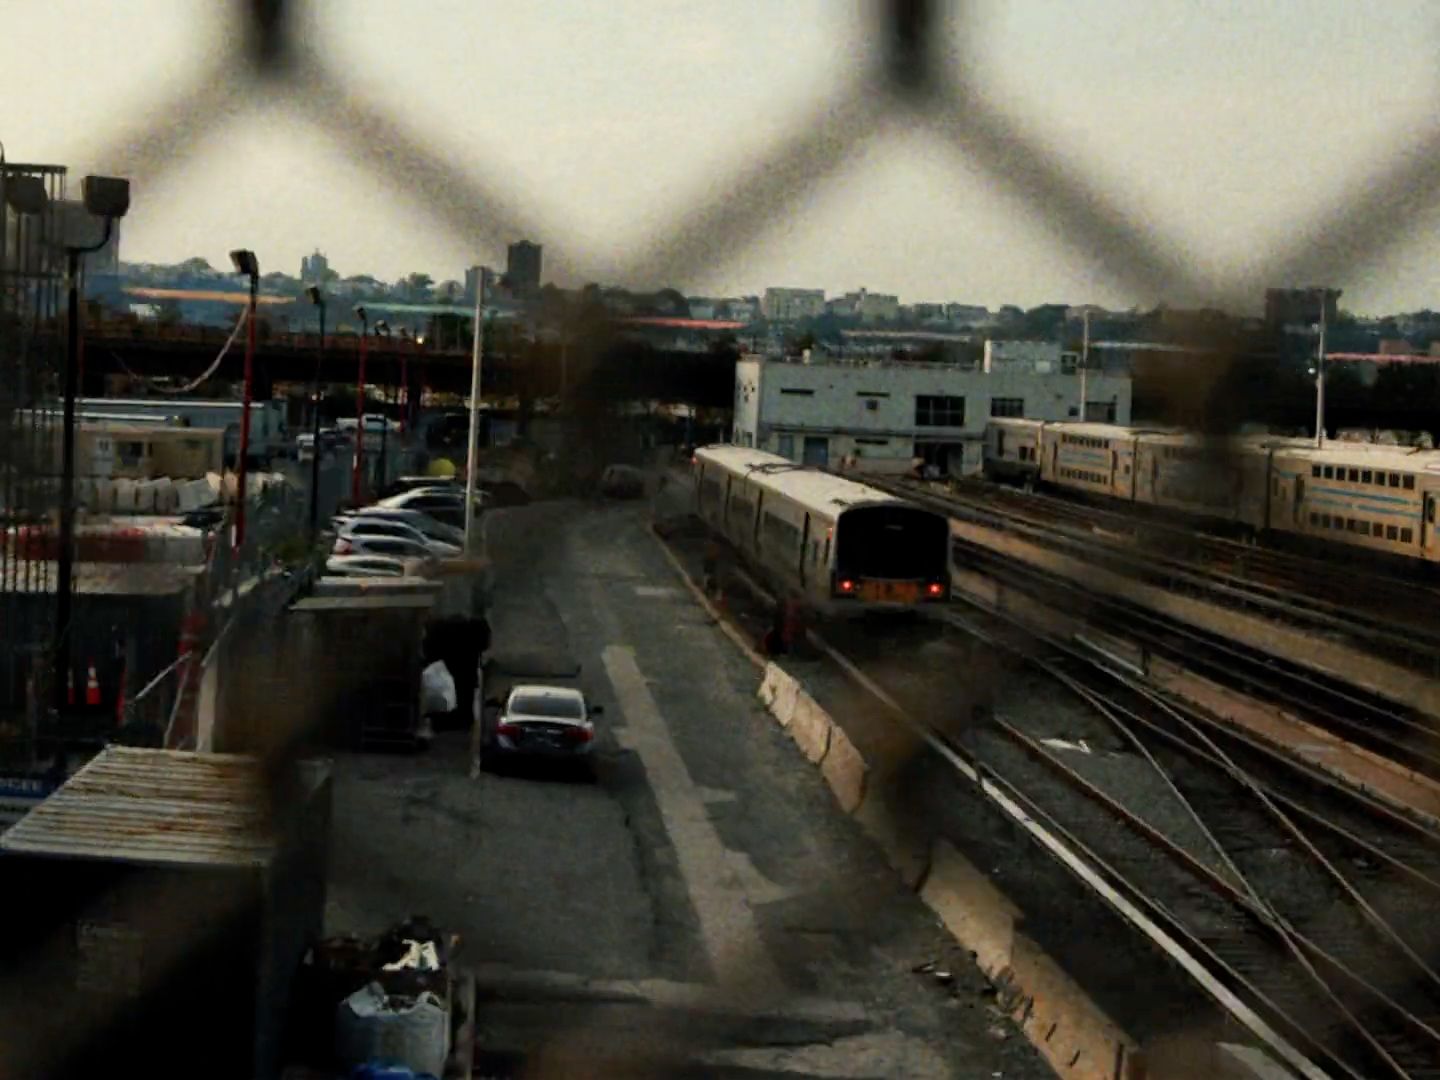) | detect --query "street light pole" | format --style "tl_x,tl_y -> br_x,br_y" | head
464,274 -> 485,553
54,176 -> 128,715
305,286 -> 326,535
229,249 -> 259,553
375,322 -> 391,488
352,306 -> 368,505
1079,308 -> 1091,422
1315,295 -> 1328,448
